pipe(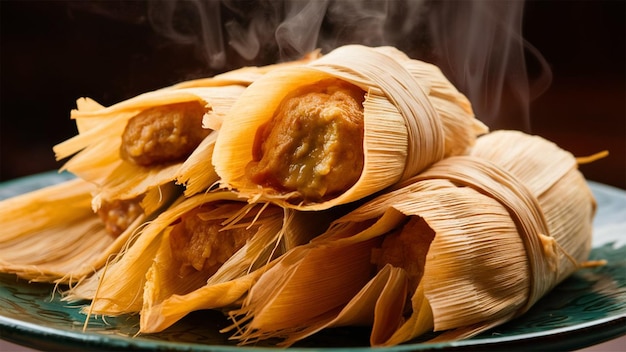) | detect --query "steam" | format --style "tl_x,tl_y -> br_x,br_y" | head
148,0 -> 227,68
424,1 -> 552,130
116,0 -> 554,130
